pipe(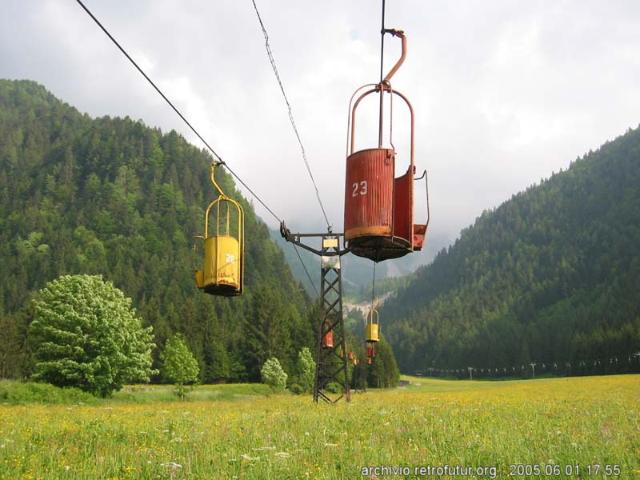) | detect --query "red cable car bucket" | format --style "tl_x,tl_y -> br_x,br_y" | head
343,30 -> 429,262
366,342 -> 376,364
322,324 -> 334,349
